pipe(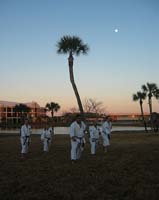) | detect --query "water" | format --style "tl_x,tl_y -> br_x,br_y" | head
0,127 -> 69,135
0,126 -> 150,135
